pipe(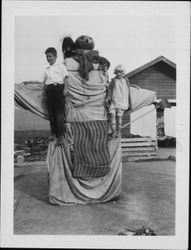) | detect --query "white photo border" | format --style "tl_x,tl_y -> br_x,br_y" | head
1,1 -> 190,249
